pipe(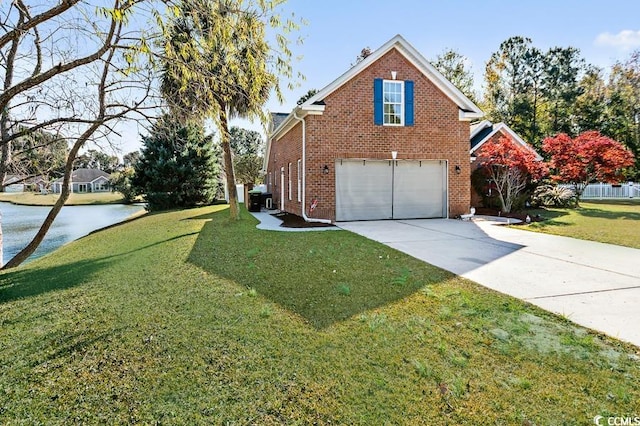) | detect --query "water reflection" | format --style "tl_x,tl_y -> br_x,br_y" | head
1,202 -> 145,264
